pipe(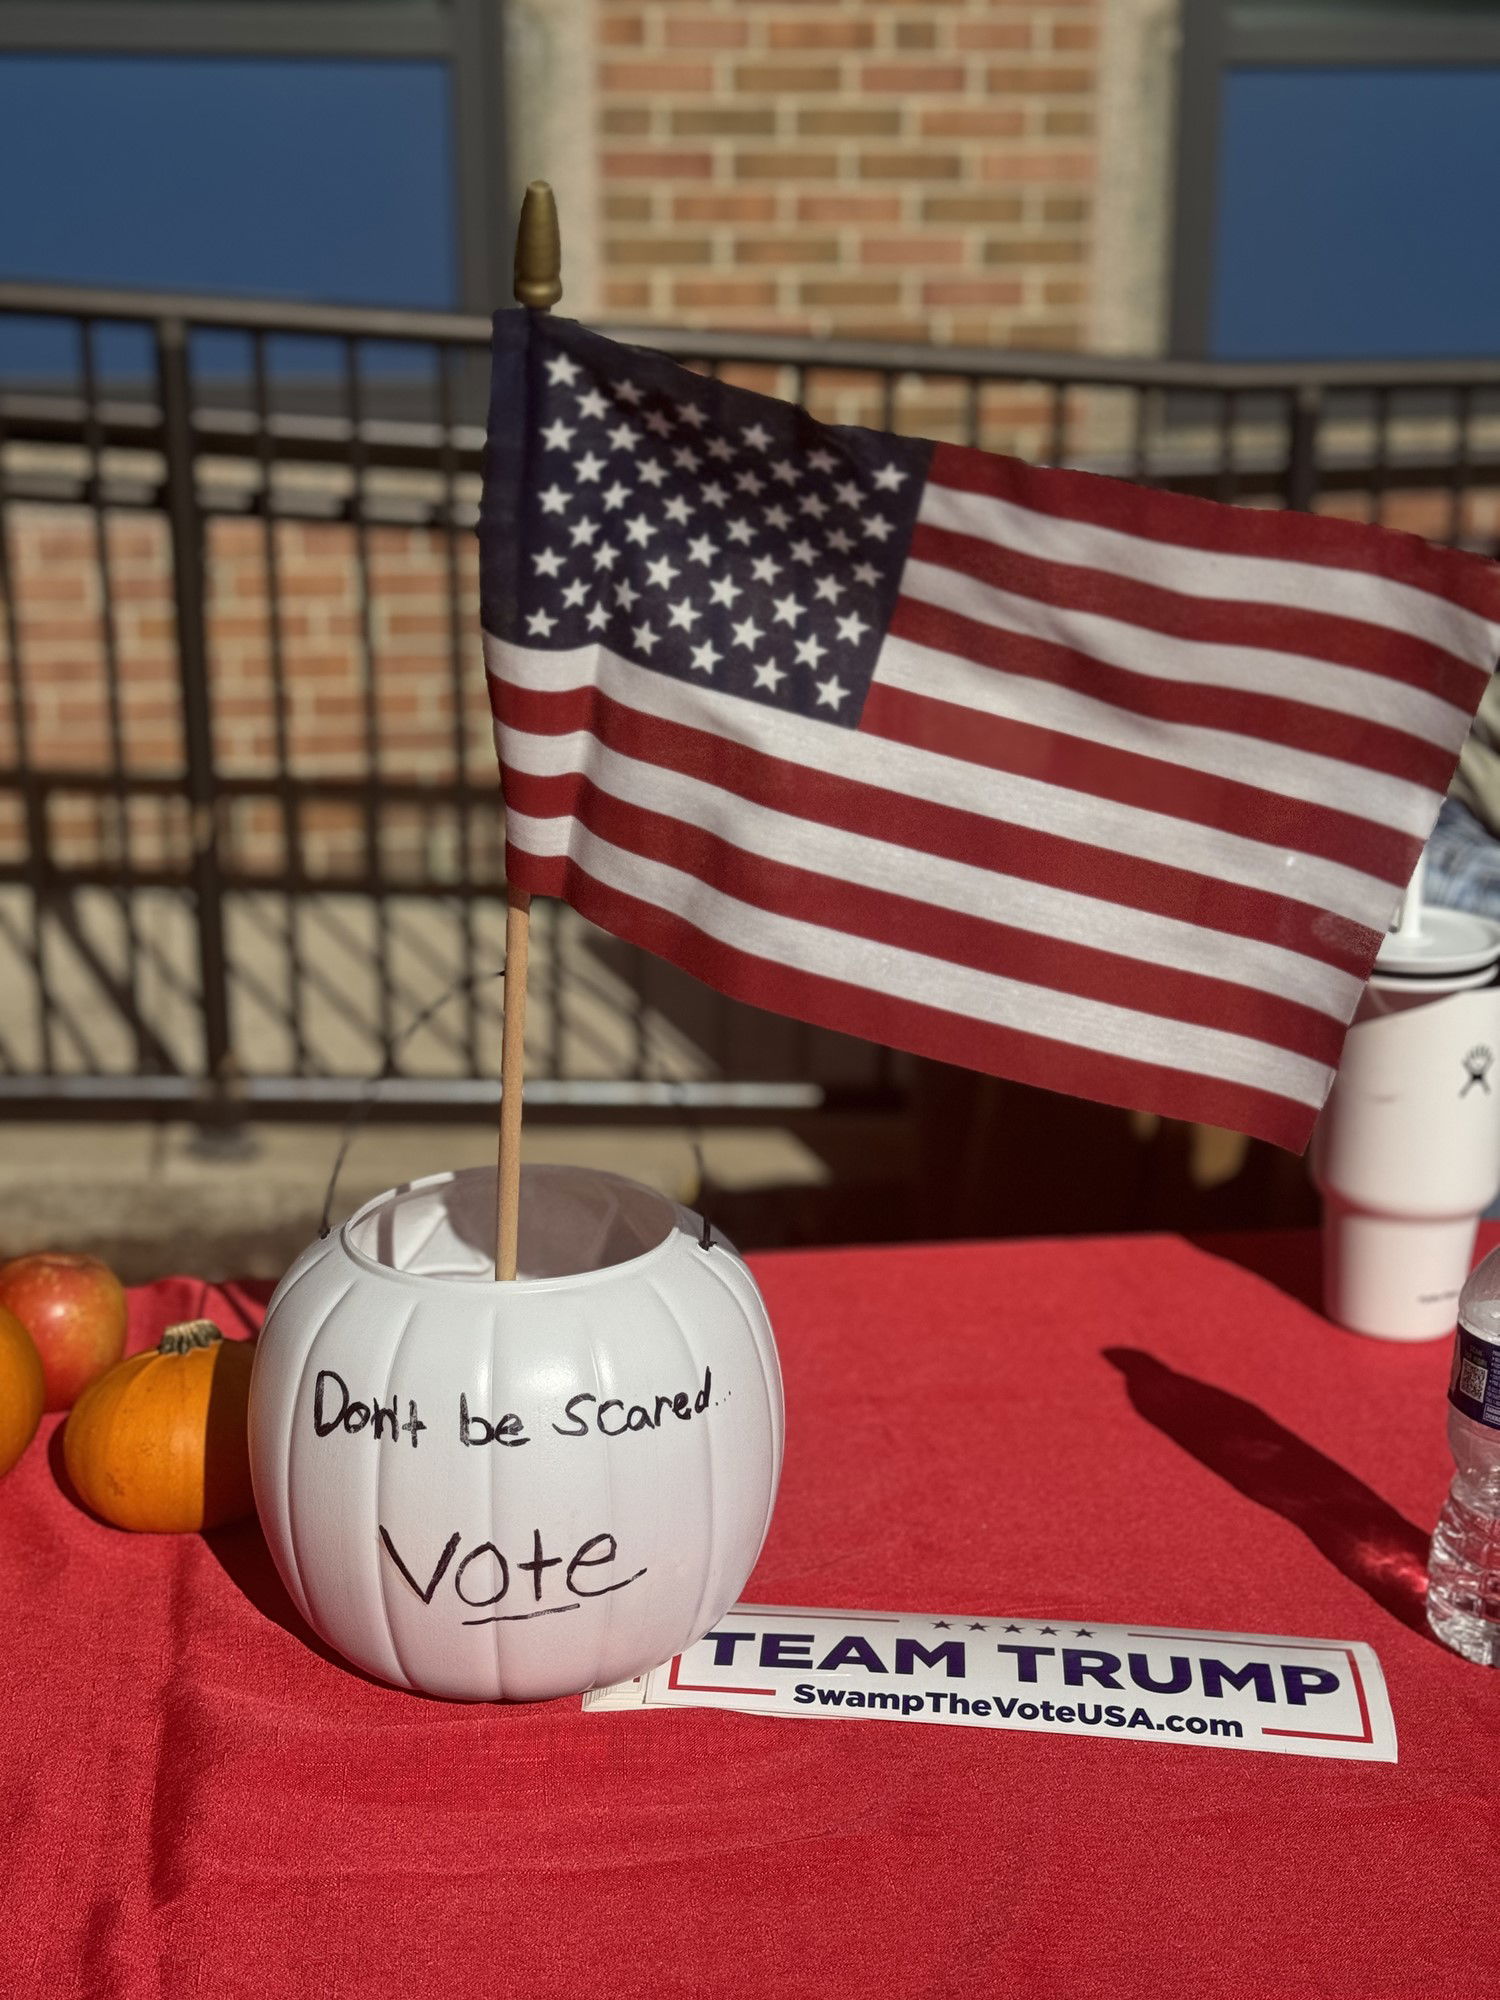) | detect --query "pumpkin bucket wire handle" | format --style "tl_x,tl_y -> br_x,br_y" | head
316,965 -> 717,1250
318,968 -> 506,1241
